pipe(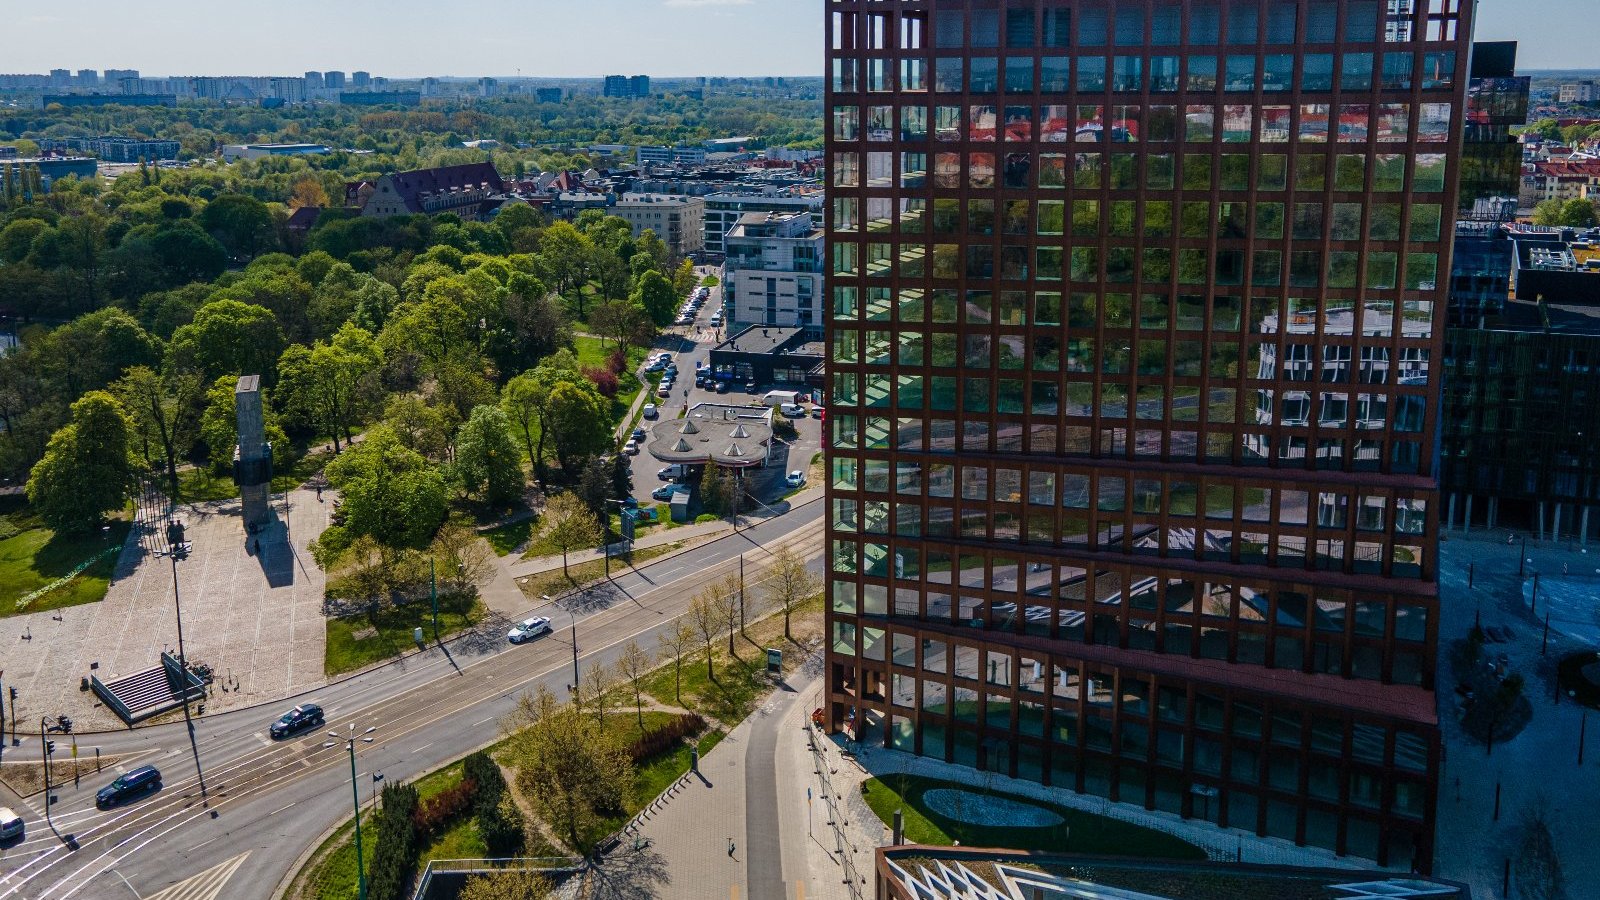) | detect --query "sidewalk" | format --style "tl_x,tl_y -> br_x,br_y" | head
635,667 -> 851,900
